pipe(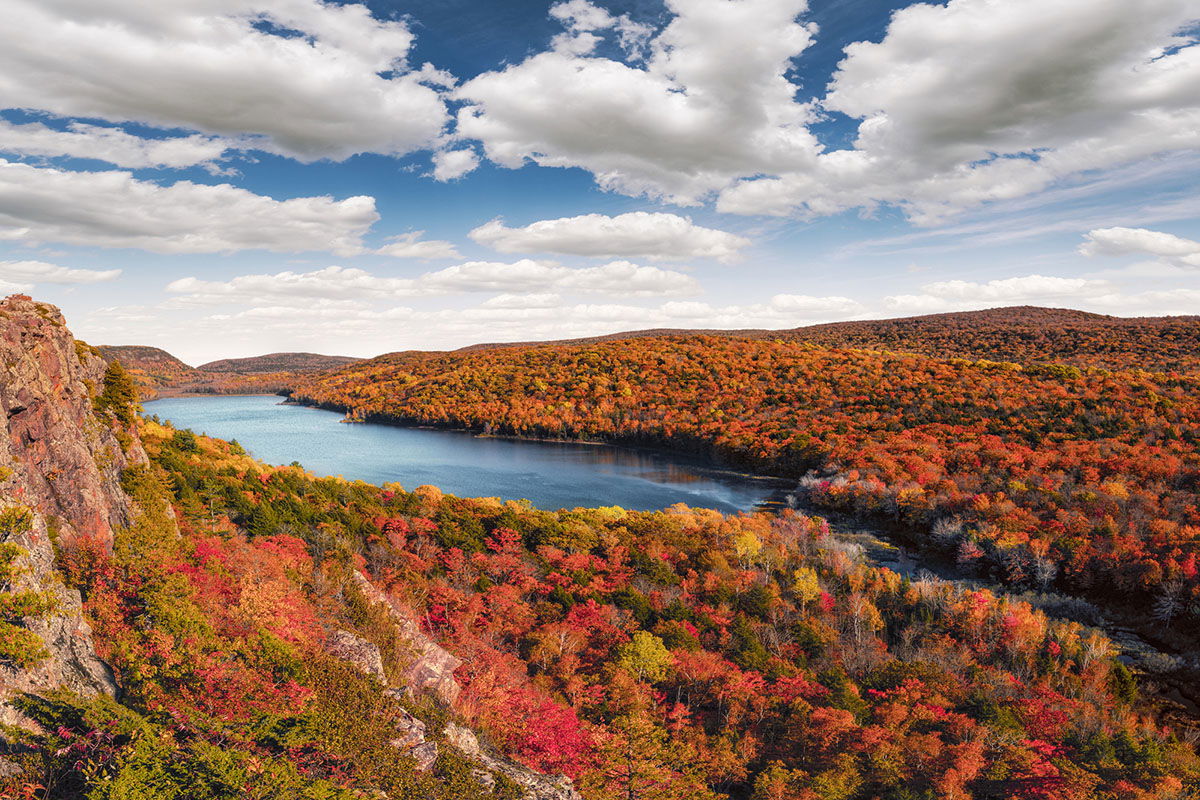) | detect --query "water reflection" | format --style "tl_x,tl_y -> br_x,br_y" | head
144,395 -> 786,513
